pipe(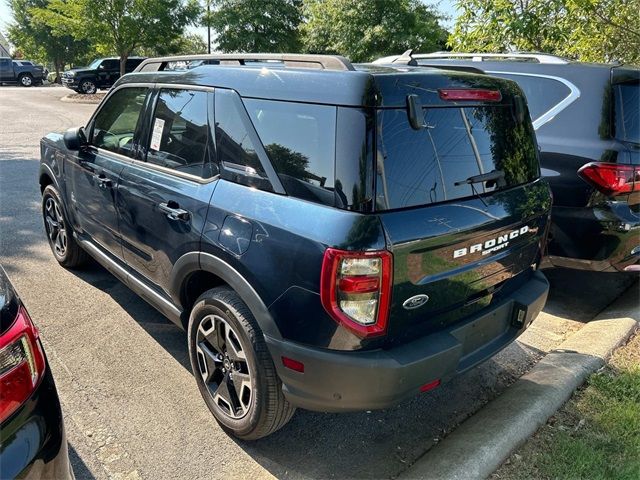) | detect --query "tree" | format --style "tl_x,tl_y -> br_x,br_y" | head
7,0 -> 91,81
301,0 -> 449,62
141,33 -> 209,56
31,0 -> 201,75
449,0 -> 640,64
207,0 -> 302,52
